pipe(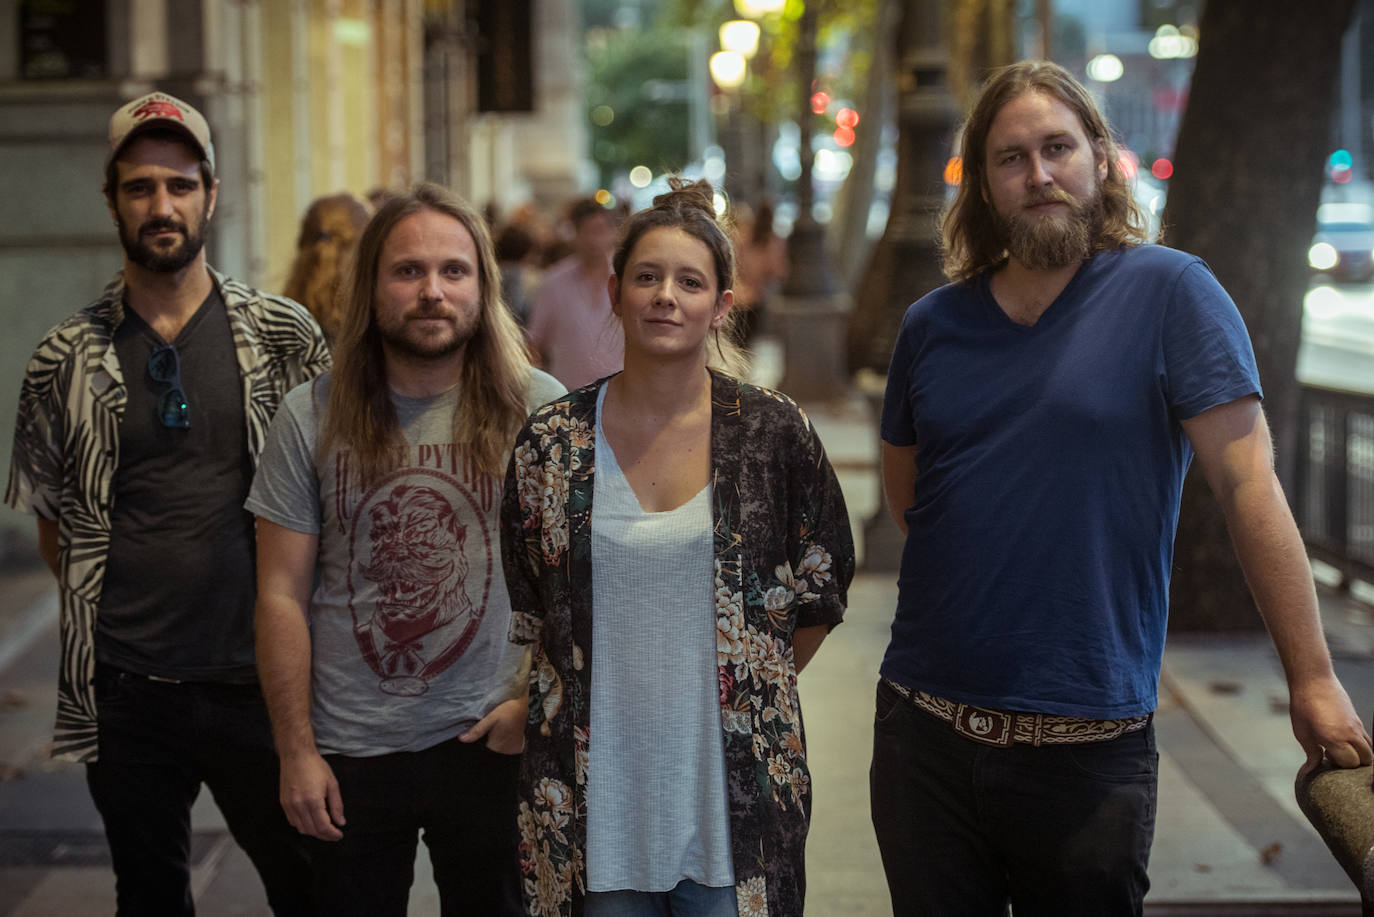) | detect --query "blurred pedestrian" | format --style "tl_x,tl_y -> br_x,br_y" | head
250,182 -> 563,916
731,198 -> 788,346
6,91 -> 327,915
283,192 -> 370,344
872,60 -> 1373,916
502,178 -> 855,917
524,197 -> 623,388
494,221 -> 540,327
366,186 -> 399,212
